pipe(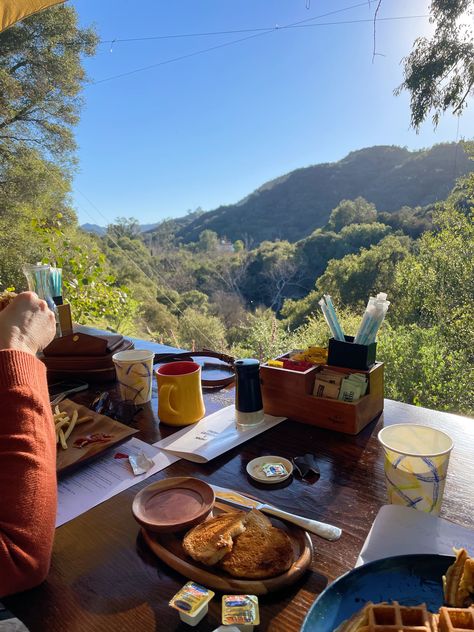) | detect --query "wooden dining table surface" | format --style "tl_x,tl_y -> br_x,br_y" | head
4,335 -> 474,632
